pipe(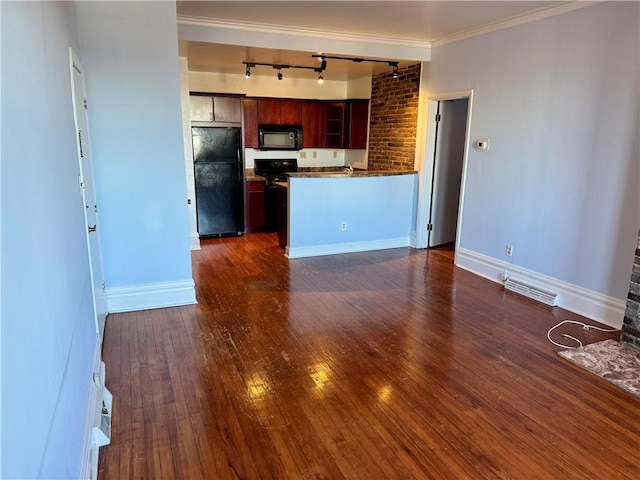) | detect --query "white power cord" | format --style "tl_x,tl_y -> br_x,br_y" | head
547,320 -> 619,349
